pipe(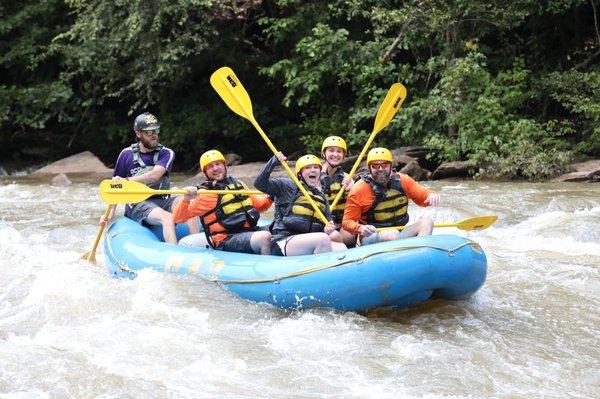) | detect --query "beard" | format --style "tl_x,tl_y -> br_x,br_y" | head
371,169 -> 391,185
139,135 -> 158,150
